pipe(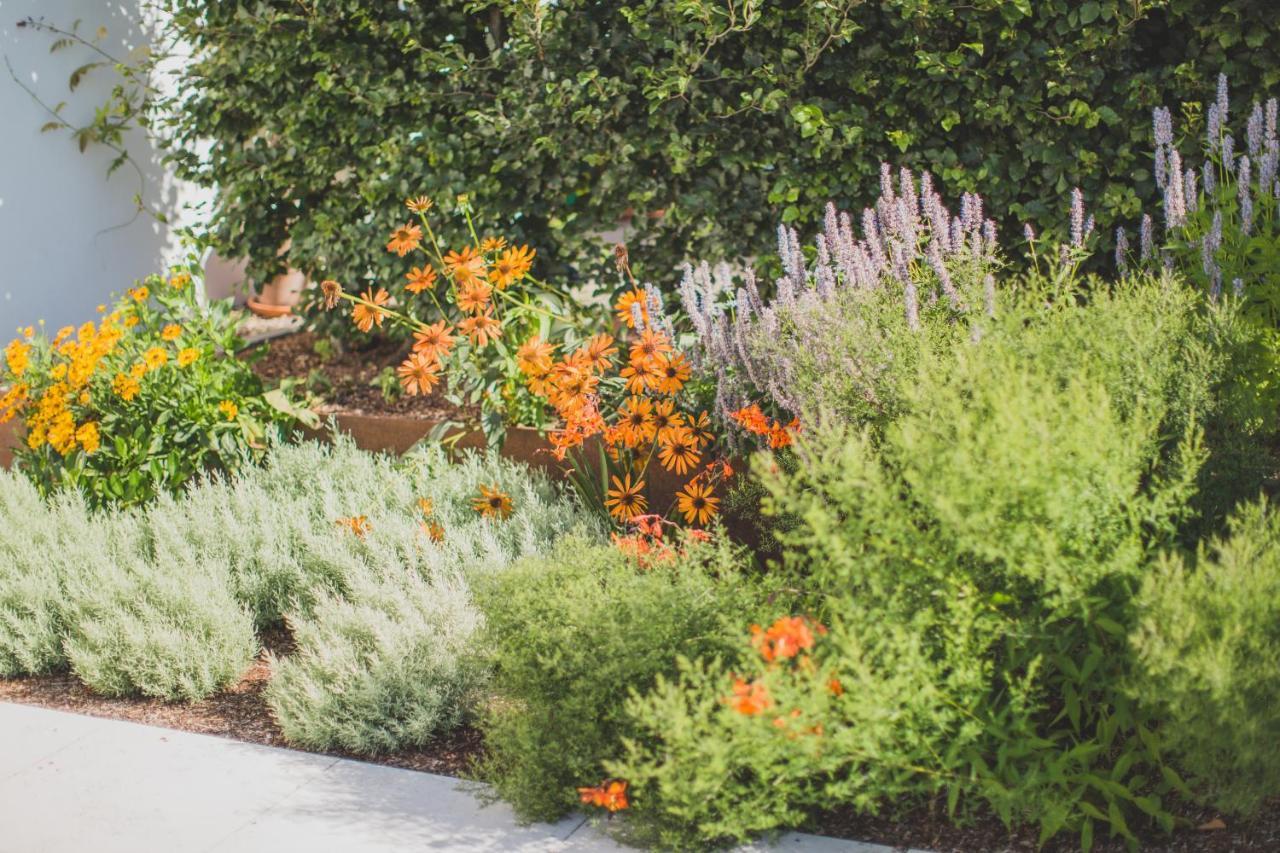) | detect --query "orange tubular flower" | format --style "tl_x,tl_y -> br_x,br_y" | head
516,335 -> 555,377
750,616 -> 821,663
472,484 -> 514,520
397,352 -> 441,396
352,288 -> 391,333
659,427 -> 701,475
443,246 -> 486,288
458,309 -> 502,347
421,520 -> 446,542
405,265 -> 438,294
455,280 -> 493,315
676,480 -> 719,526
726,677 -> 771,716
653,352 -> 691,395
578,780 -> 629,812
387,223 -> 423,256
488,245 -> 535,289
412,321 -> 456,362
605,473 -> 648,521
